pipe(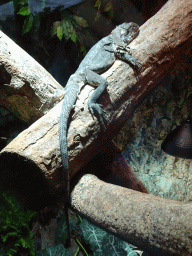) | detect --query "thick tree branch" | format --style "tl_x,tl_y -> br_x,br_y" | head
72,174 -> 192,256
0,31 -> 64,124
0,22 -> 148,208
1,0 -> 191,179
